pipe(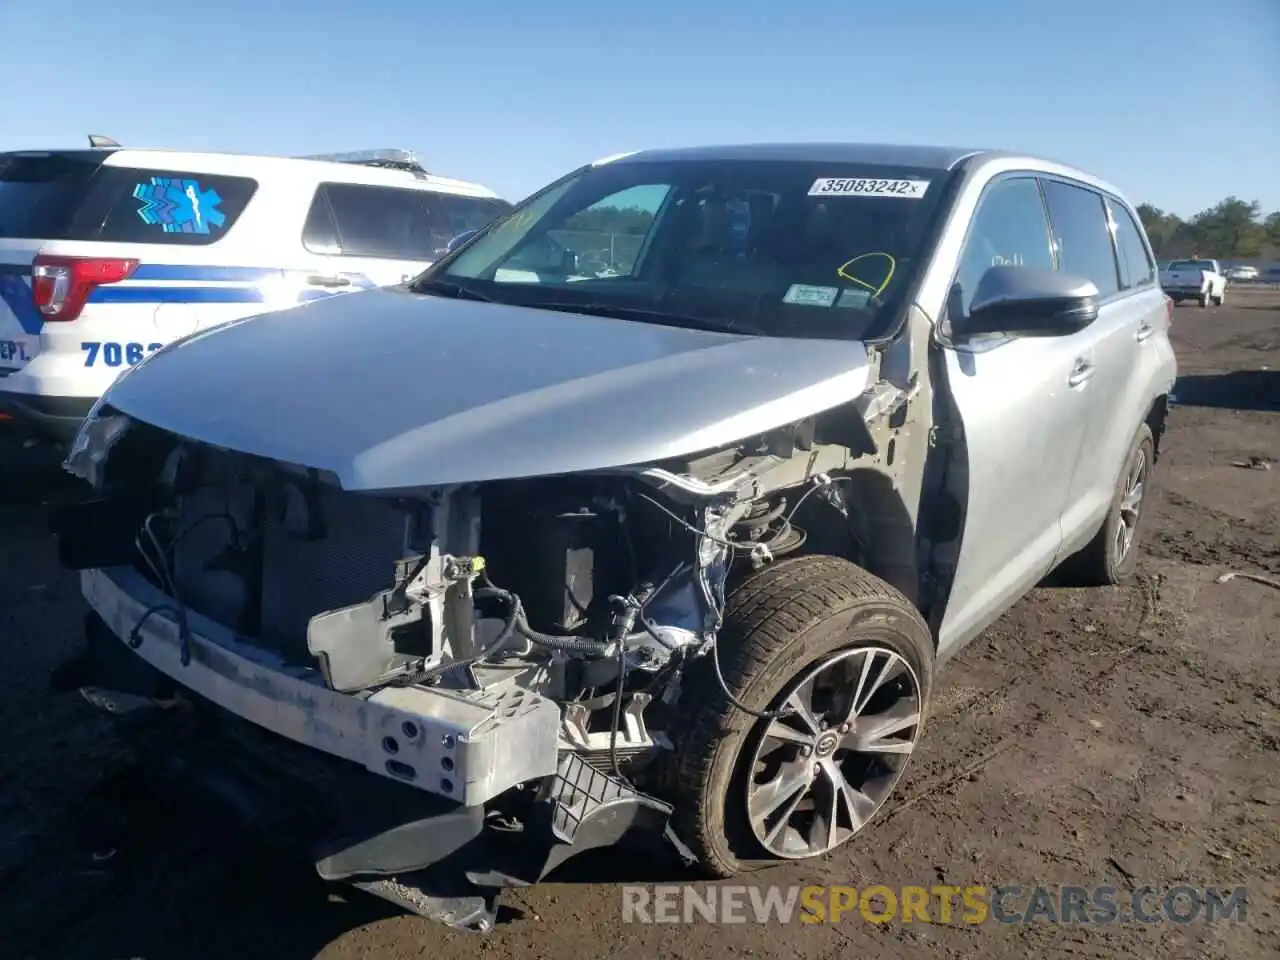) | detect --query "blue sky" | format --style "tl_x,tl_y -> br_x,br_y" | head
1,0 -> 1276,217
